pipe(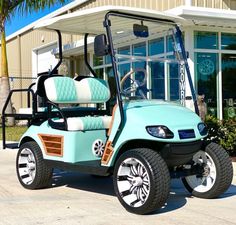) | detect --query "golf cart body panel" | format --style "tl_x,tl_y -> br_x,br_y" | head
106,100 -> 205,167
20,123 -> 108,163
